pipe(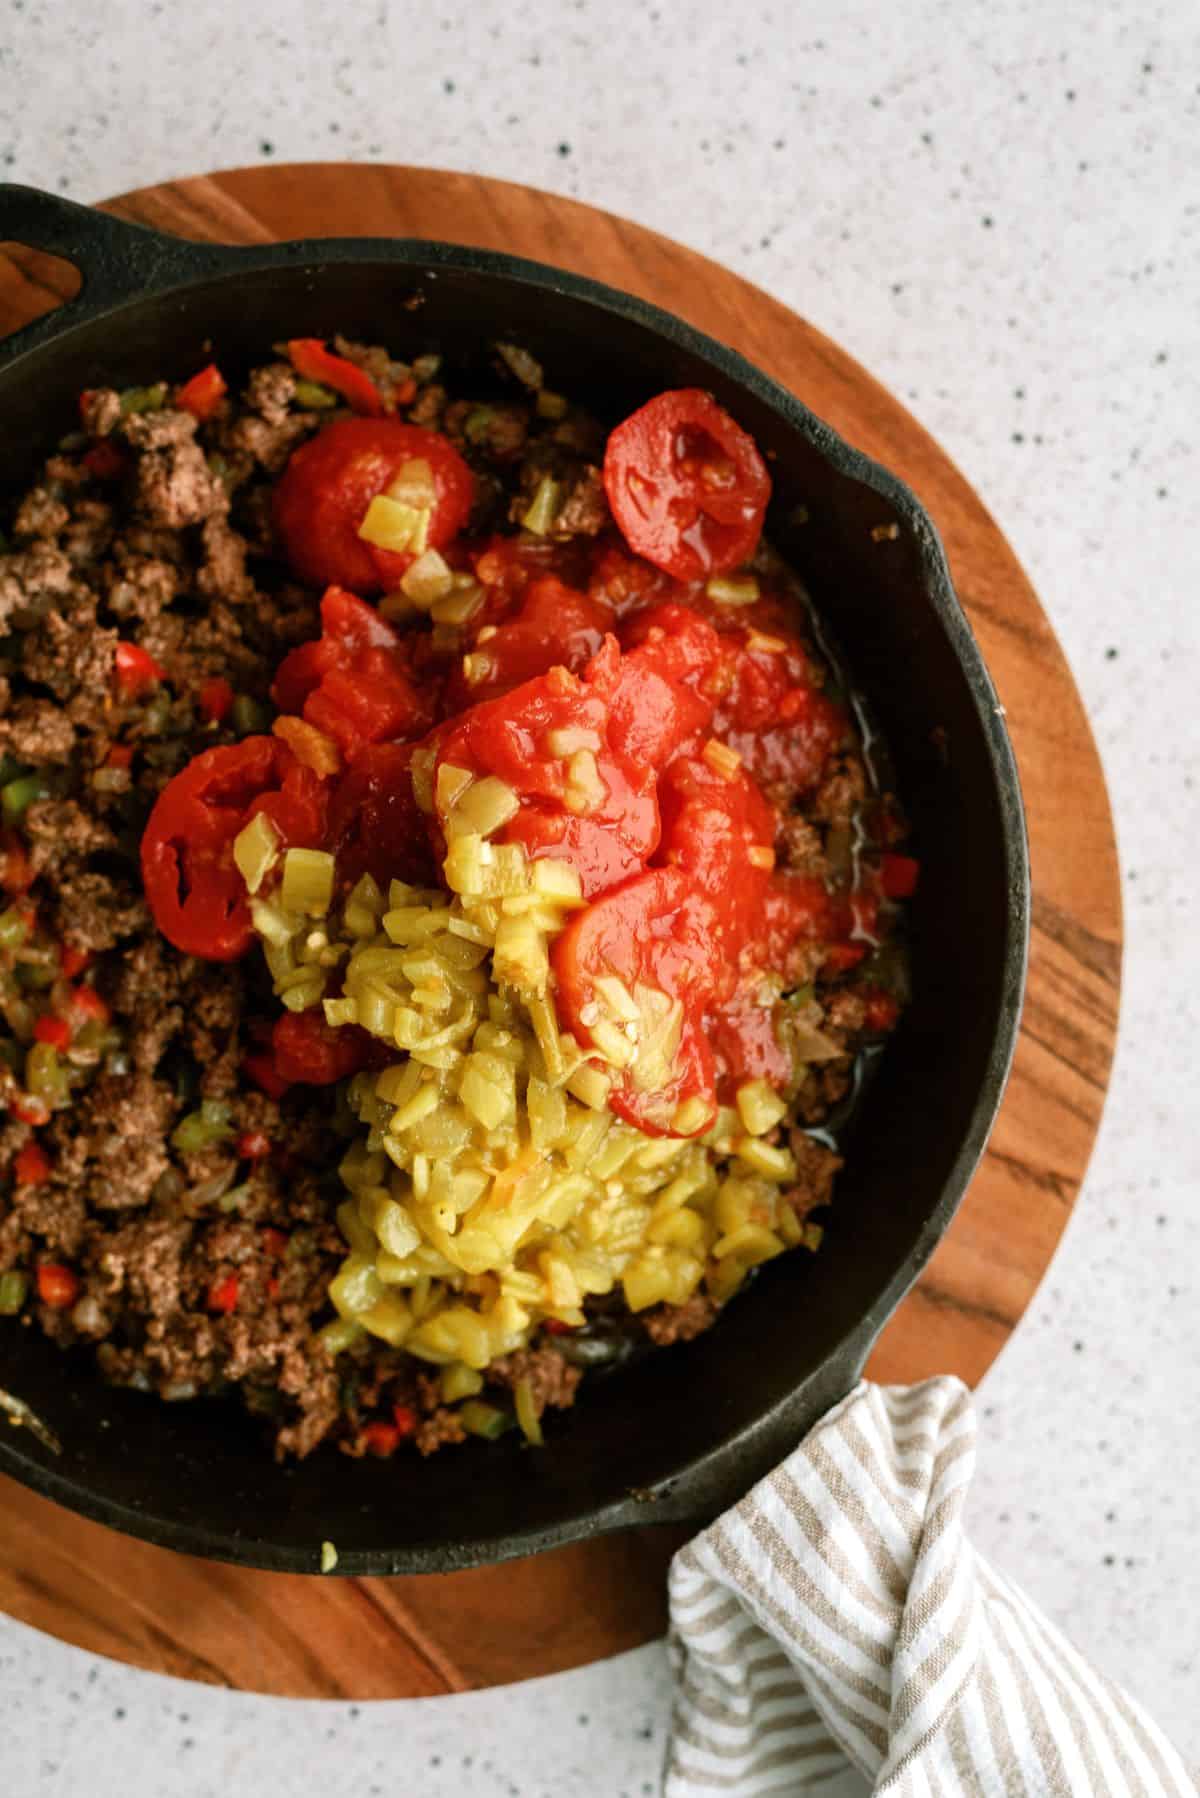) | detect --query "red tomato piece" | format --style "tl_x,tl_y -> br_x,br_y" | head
880,852 -> 920,900
242,1051 -> 291,1100
114,640 -> 166,697
447,577 -> 613,707
286,340 -> 383,417
36,1263 -> 78,1307
141,738 -> 328,961
653,748 -> 777,946
273,419 -> 473,593
603,389 -> 771,582
272,587 -> 436,758
198,676 -> 235,724
437,648 -> 660,901
33,1015 -> 71,1051
552,866 -> 723,1136
176,363 -> 228,422
15,1143 -> 53,1187
237,1131 -> 273,1162
59,945 -> 91,979
207,1274 -> 239,1315
271,1010 -> 371,1085
327,741 -> 437,890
